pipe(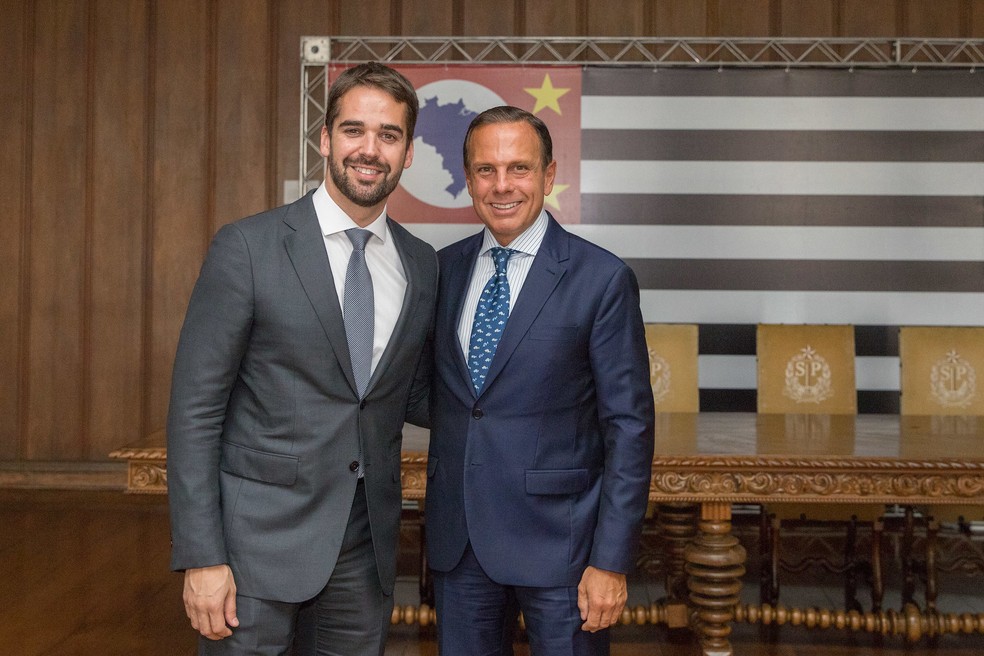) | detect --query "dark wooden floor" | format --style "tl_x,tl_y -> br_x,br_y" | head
2,489 -> 982,656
